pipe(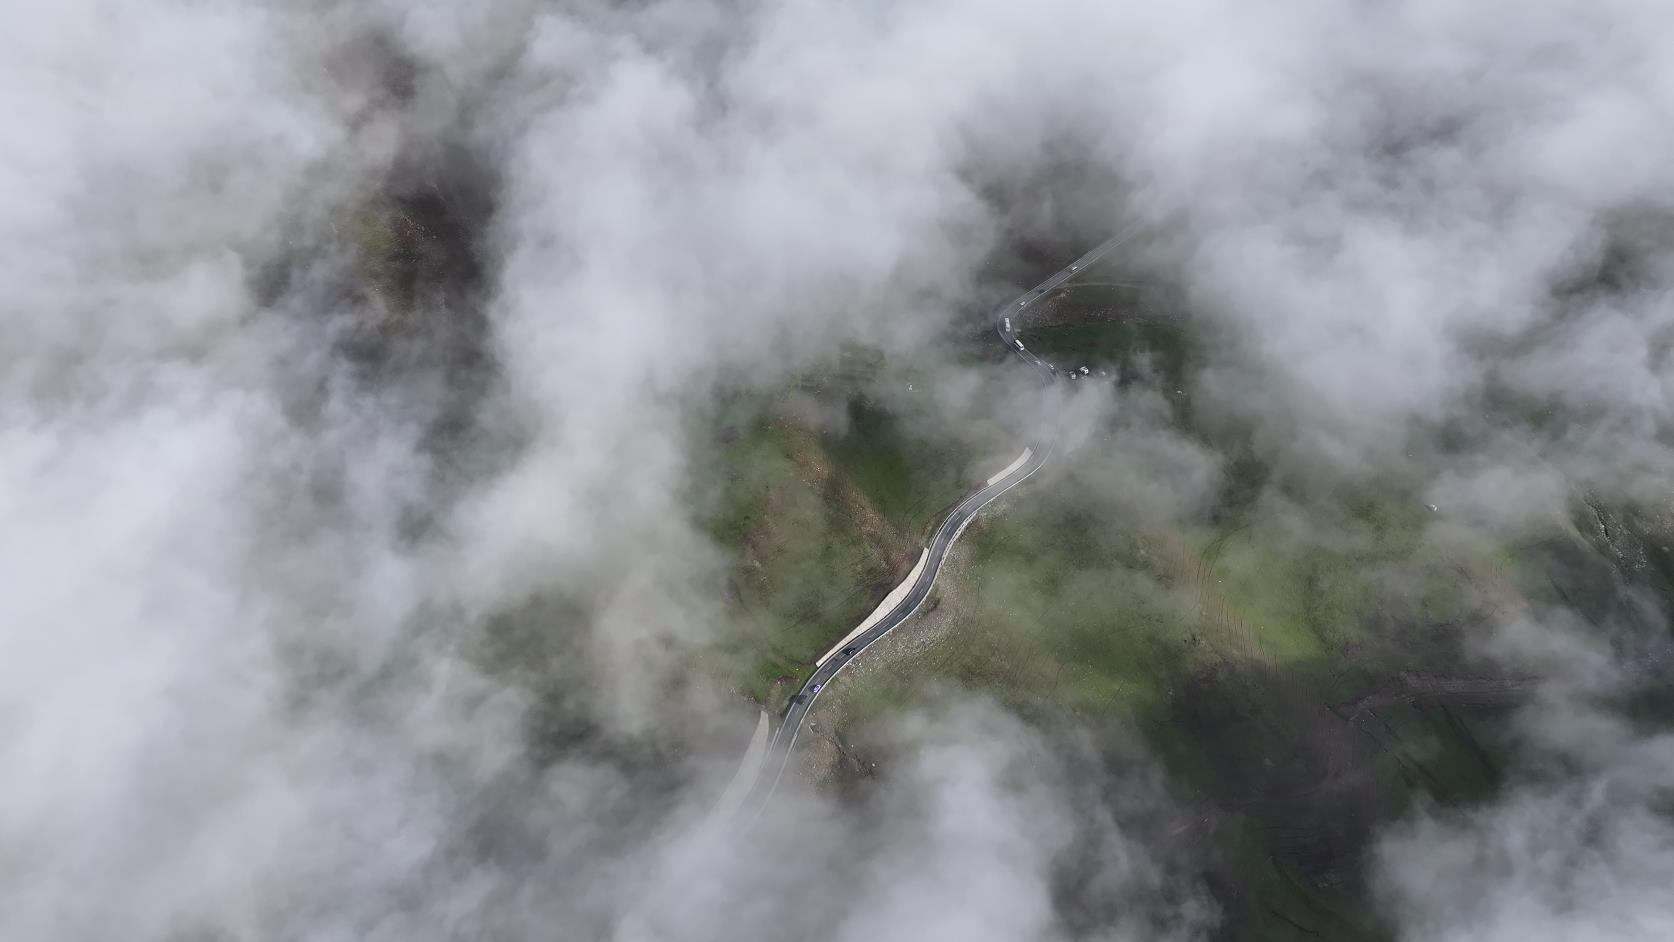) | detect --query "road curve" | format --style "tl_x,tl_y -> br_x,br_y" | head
994,232 -> 1134,382
741,237 -> 1128,818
